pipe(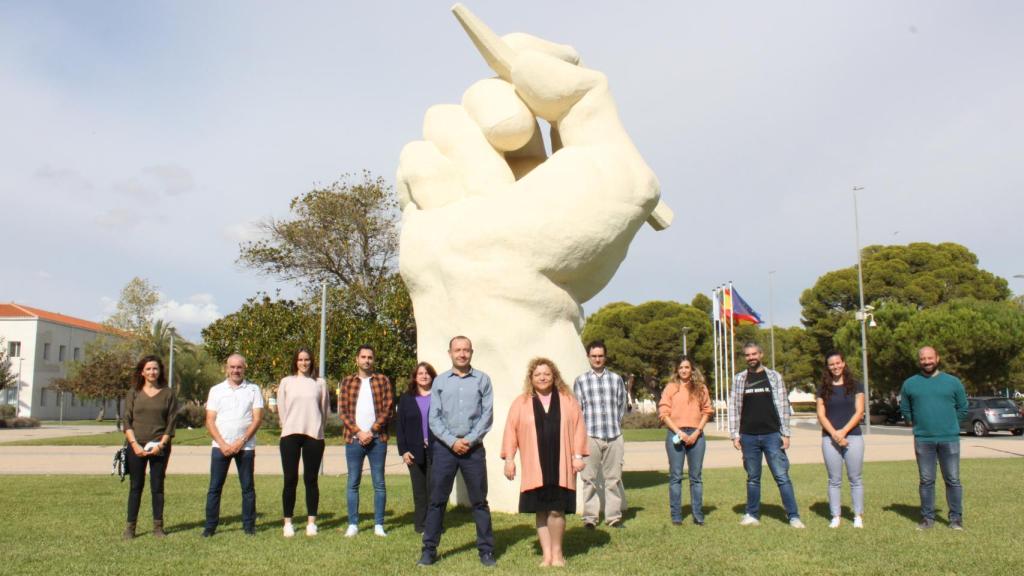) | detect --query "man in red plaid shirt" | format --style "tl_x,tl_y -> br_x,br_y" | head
338,345 -> 394,537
